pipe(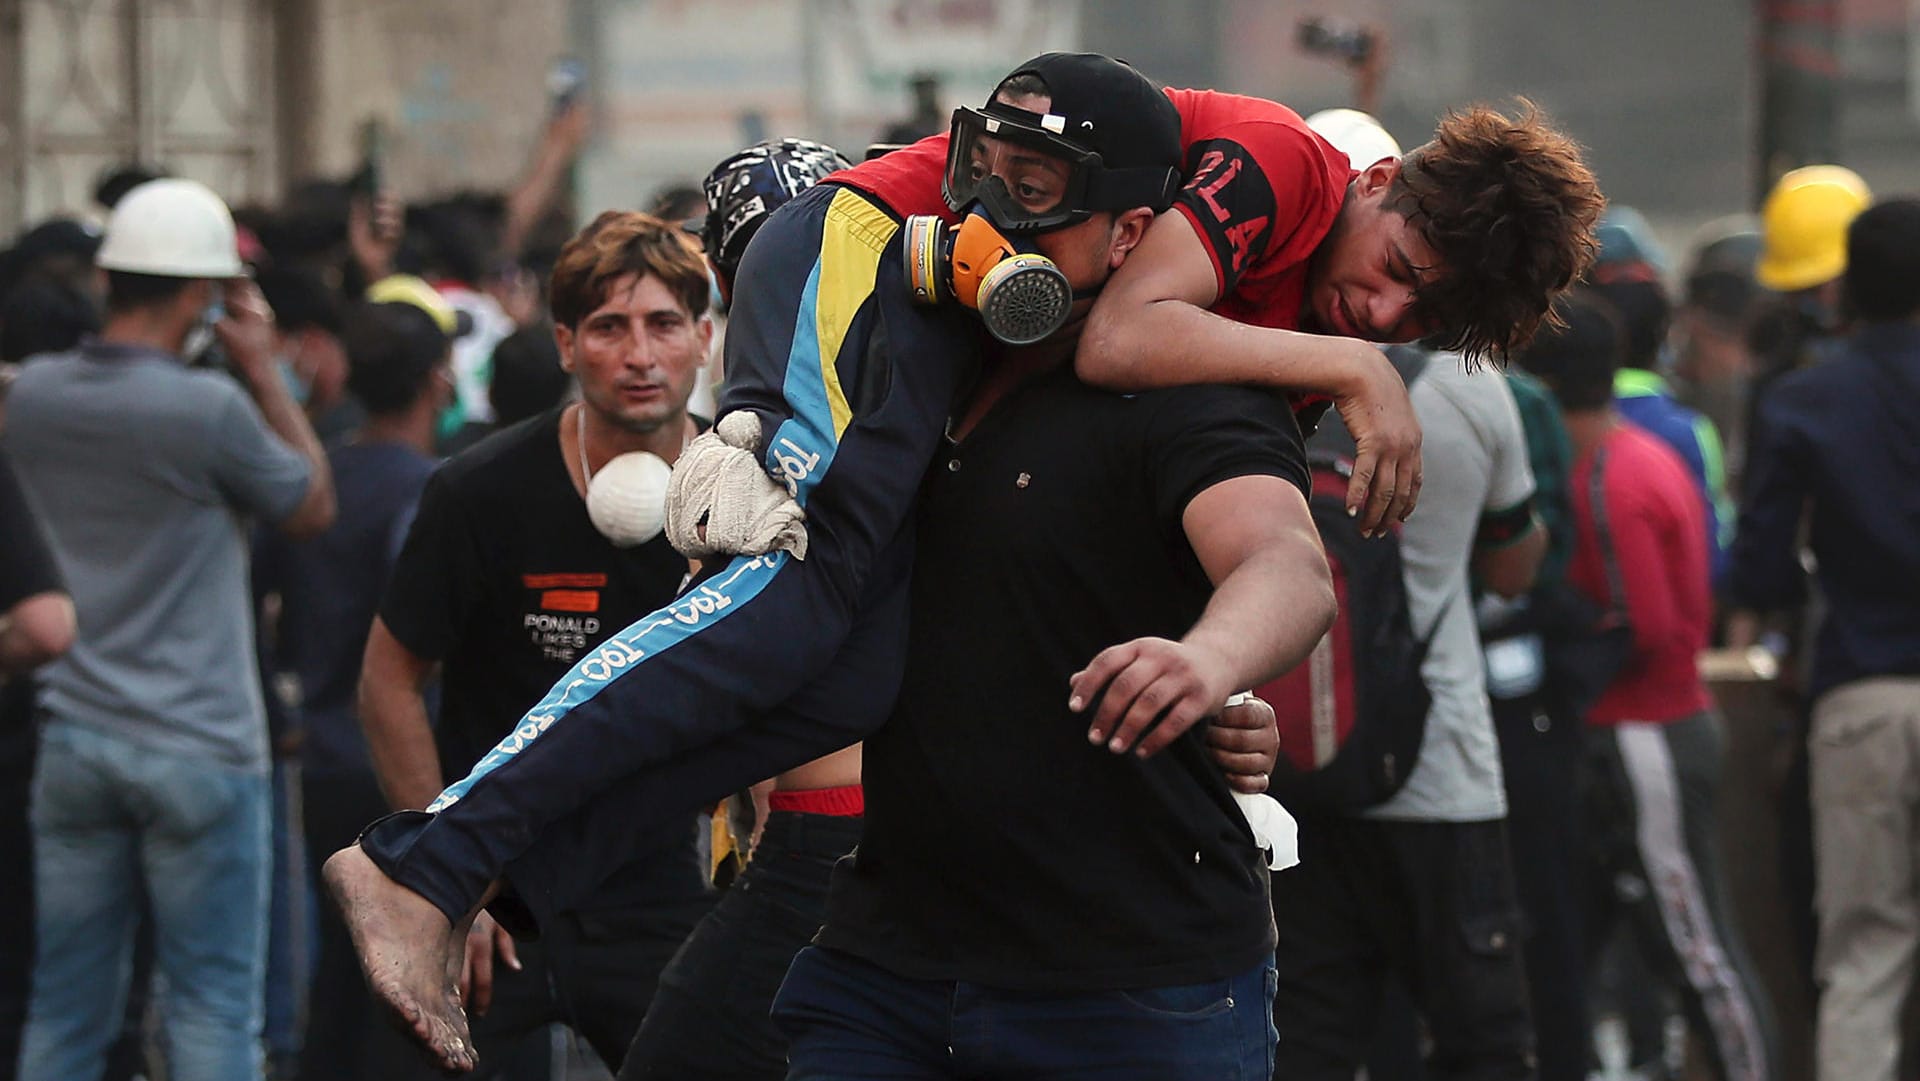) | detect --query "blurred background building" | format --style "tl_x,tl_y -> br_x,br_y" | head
2,0 -> 1917,247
